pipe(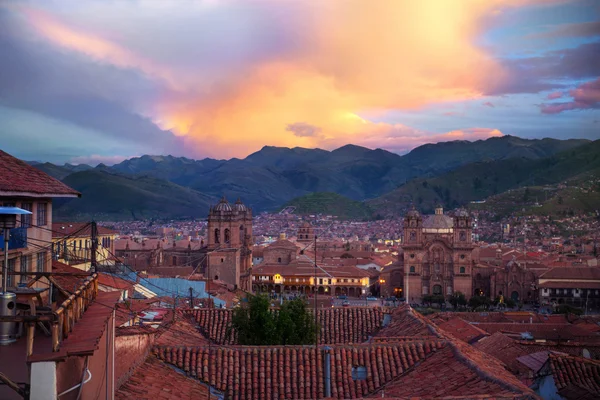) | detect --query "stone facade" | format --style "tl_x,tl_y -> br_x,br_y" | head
206,197 -> 253,291
384,206 -> 475,302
